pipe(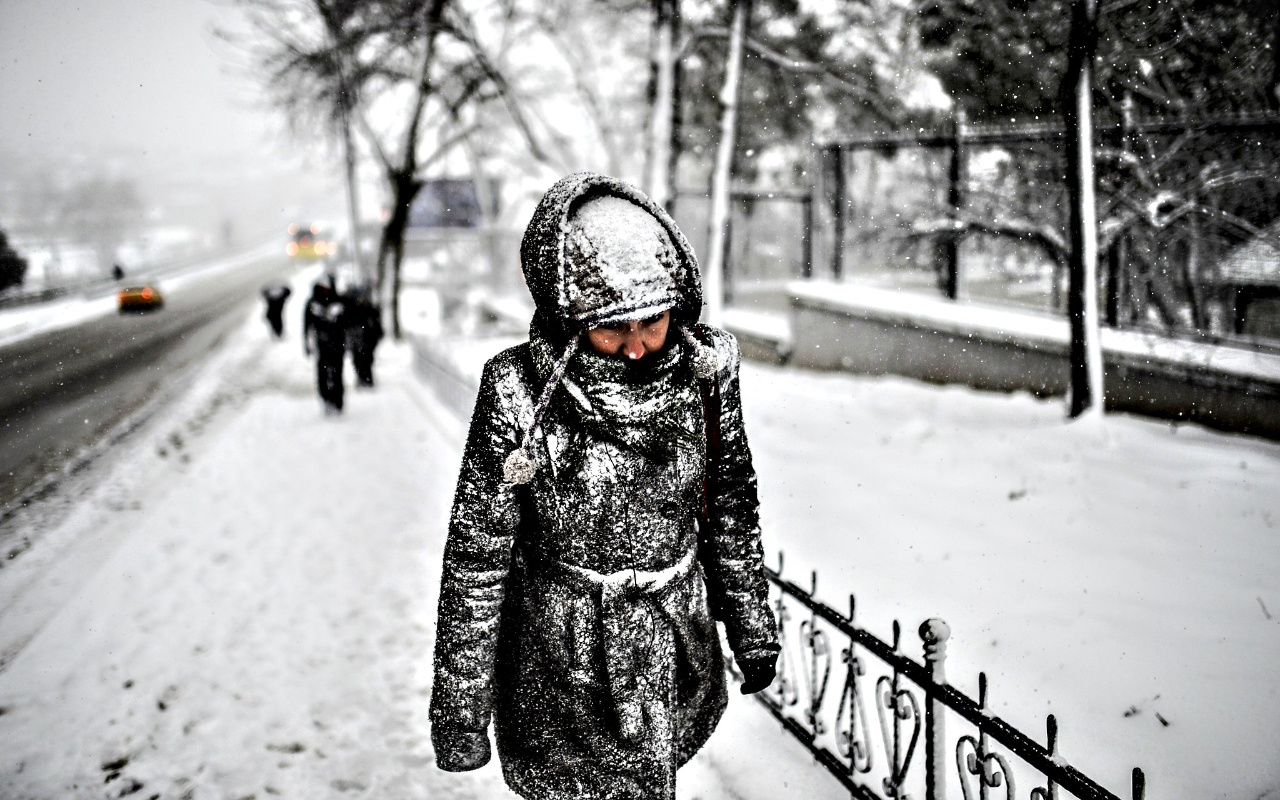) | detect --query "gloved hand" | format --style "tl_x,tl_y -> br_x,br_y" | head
432,726 -> 491,772
737,651 -> 778,695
